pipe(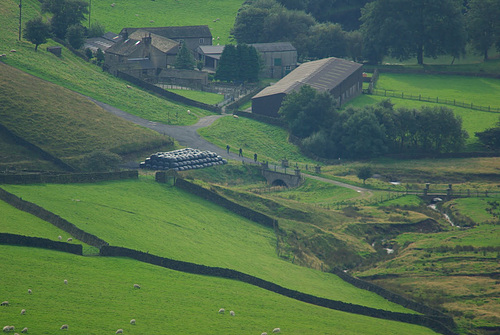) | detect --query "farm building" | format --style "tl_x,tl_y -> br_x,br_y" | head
249,42 -> 297,79
196,45 -> 225,71
104,30 -> 179,76
119,26 -> 212,52
83,32 -> 123,54
251,57 -> 363,118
